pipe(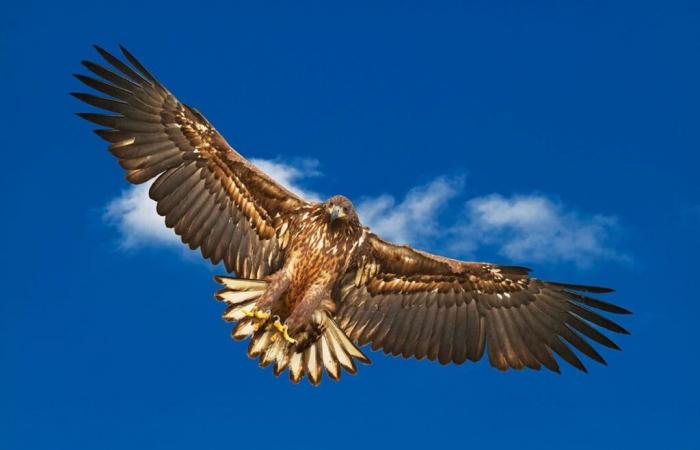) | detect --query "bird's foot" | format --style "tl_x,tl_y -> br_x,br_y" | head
243,309 -> 271,320
272,318 -> 297,344
243,308 -> 272,331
